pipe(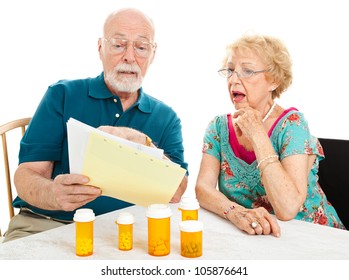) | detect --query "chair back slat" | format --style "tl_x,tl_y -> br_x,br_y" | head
0,117 -> 31,237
